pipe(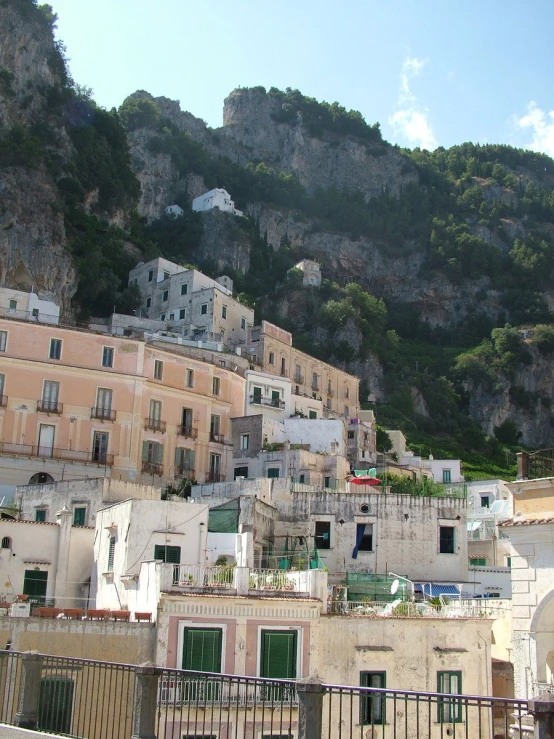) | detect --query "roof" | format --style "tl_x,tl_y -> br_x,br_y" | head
501,515 -> 554,527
